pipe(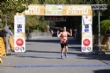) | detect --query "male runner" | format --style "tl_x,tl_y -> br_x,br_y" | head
57,27 -> 72,59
